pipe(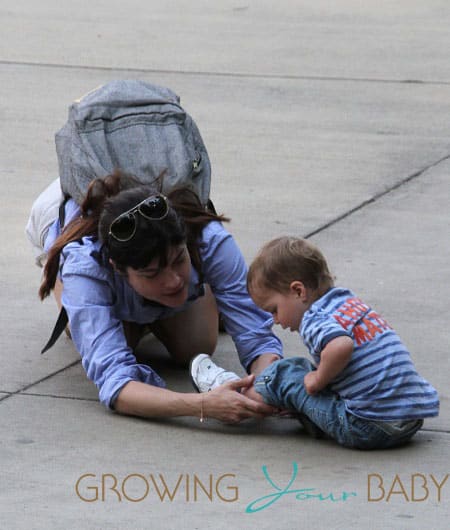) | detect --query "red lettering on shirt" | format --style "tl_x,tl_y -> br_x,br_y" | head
353,324 -> 373,346
333,298 -> 391,346
334,314 -> 352,330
